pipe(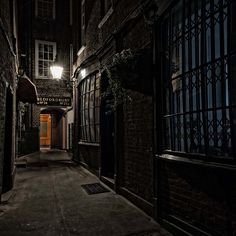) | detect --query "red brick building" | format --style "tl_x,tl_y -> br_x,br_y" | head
17,0 -> 74,155
73,0 -> 153,210
73,0 -> 236,235
154,0 -> 236,235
